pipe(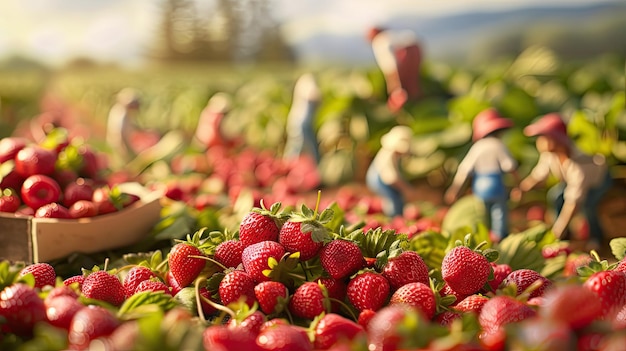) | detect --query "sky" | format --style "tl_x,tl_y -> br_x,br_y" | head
0,0 -> 617,67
